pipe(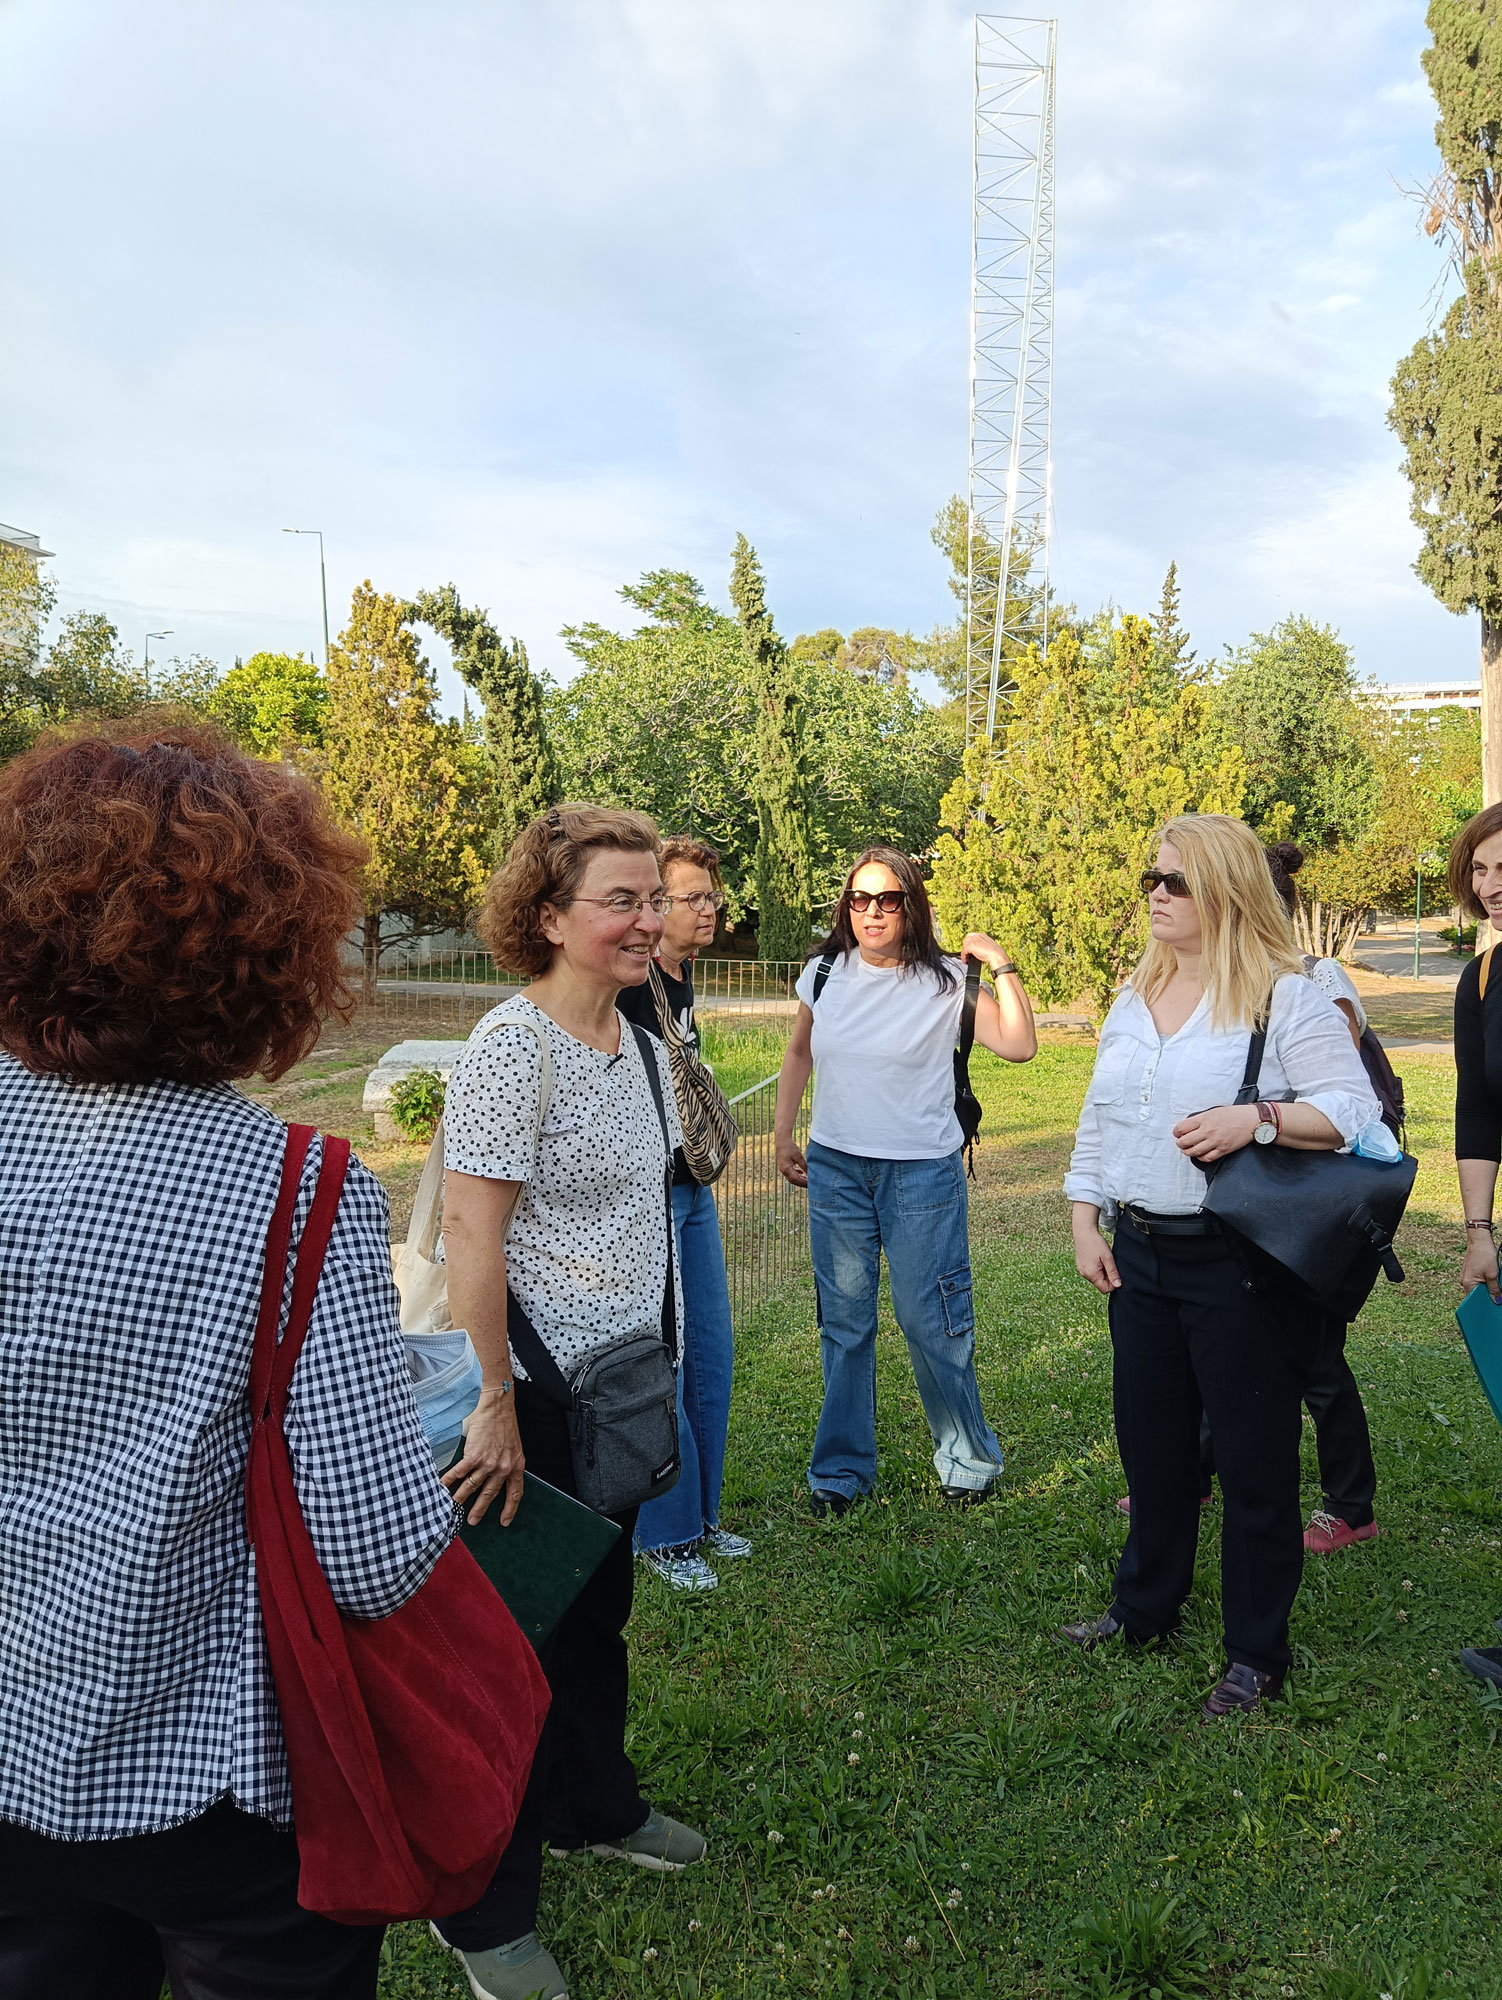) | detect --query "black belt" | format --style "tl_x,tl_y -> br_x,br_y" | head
1118,1203 -> 1217,1238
